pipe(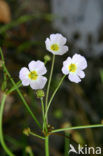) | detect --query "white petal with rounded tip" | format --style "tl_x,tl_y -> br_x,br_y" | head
50,33 -> 67,45
38,76 -> 47,89
29,76 -> 47,90
68,74 -> 81,83
77,70 -> 85,78
57,46 -> 68,55
72,54 -> 87,70
28,61 -> 36,71
63,57 -> 72,66
50,34 -> 56,41
22,79 -> 30,86
45,38 -> 51,51
28,60 -> 47,75
19,67 -> 29,80
34,61 -> 47,75
62,66 -> 69,75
